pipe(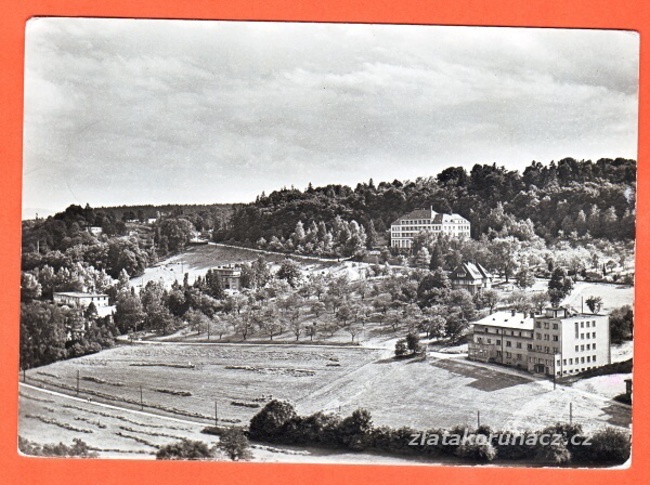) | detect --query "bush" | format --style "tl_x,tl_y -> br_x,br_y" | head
492,431 -> 537,460
586,428 -> 631,464
248,399 -> 297,441
455,439 -> 497,462
394,339 -> 407,357
218,427 -> 253,461
19,437 -> 98,458
338,408 -> 373,450
156,439 -> 214,460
